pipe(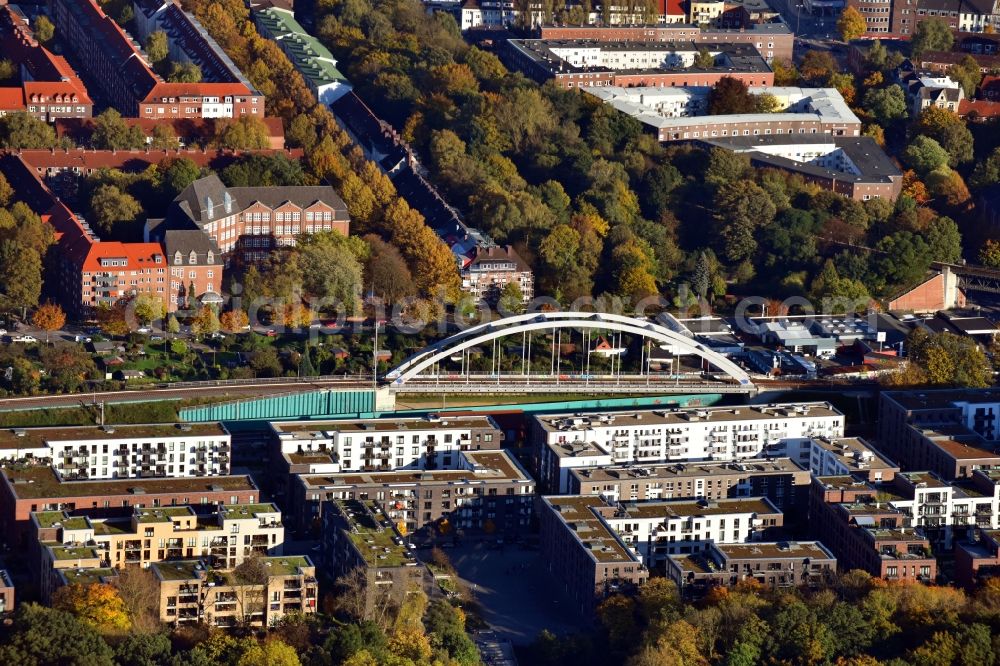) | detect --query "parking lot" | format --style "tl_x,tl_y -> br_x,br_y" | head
444,540 -> 584,645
